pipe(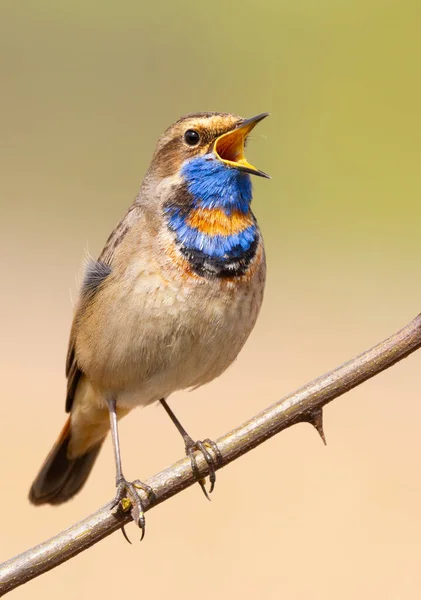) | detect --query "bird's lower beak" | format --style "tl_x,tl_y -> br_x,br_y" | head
214,113 -> 270,178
